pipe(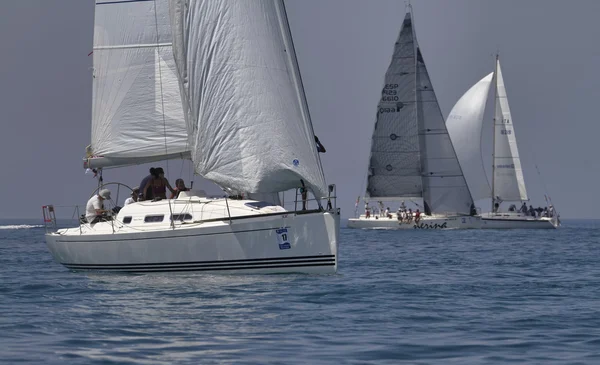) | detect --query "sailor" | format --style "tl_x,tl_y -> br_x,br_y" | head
86,189 -> 111,224
397,207 -> 403,222
124,187 -> 139,206
385,207 -> 391,219
414,209 -> 421,224
407,208 -> 413,223
300,179 -> 308,210
520,202 -> 528,213
170,179 -> 190,199
138,167 -> 156,200
399,200 -> 407,213
529,205 -> 536,217
365,206 -> 371,219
